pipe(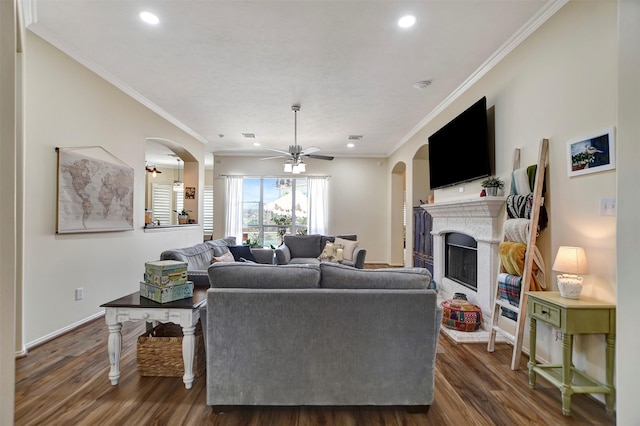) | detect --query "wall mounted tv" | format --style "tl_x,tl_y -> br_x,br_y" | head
428,96 -> 491,190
